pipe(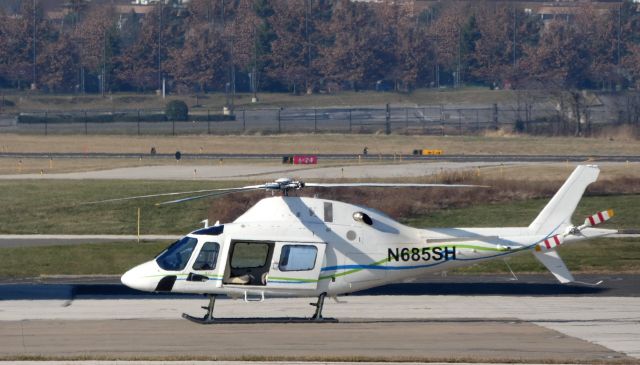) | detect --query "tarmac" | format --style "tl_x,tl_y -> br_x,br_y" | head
1,290 -> 639,362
